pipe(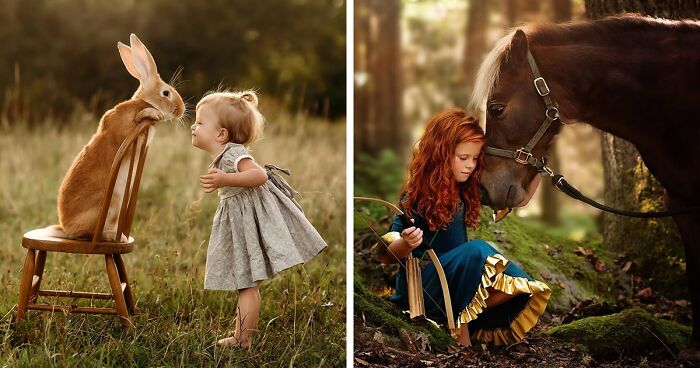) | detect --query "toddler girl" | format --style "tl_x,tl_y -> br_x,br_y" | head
191,90 -> 327,348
